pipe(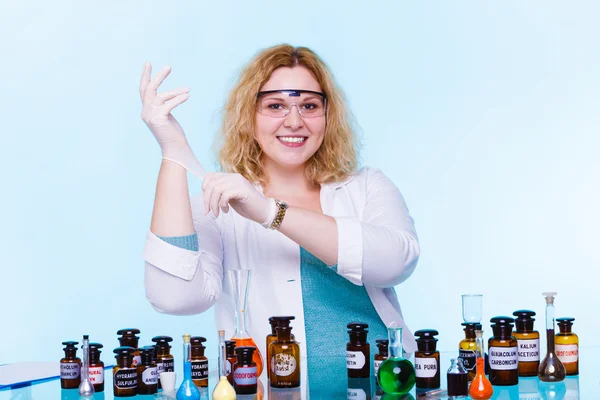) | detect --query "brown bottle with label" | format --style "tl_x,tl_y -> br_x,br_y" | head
347,322 -> 370,378
556,317 -> 579,376
414,329 -> 440,389
117,329 -> 141,367
266,316 -> 296,370
136,346 -> 158,395
113,346 -> 138,397
191,336 -> 209,388
512,310 -> 540,377
458,323 -> 480,381
60,341 -> 81,389
88,343 -> 105,392
233,346 -> 258,395
488,317 -> 518,386
225,340 -> 237,385
152,336 -> 174,389
374,339 -> 388,383
269,326 -> 300,388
